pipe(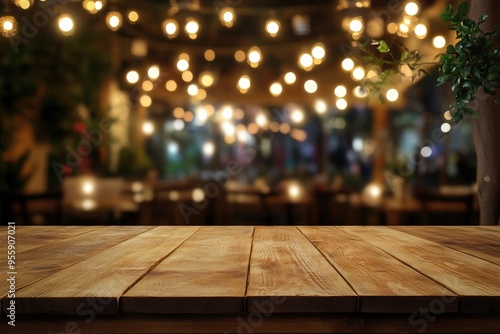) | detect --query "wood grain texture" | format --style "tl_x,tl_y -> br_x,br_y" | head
246,226 -> 357,313
8,226 -> 199,315
392,226 -> 500,266
0,226 -> 153,298
299,226 -> 457,313
121,226 -> 254,314
347,226 -> 500,313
